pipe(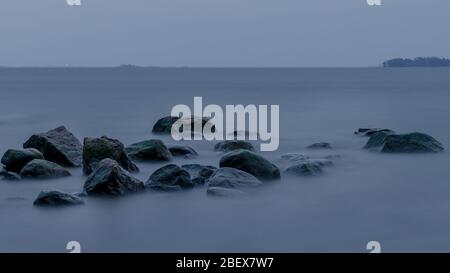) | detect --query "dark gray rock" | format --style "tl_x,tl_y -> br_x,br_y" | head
219,150 -> 280,181
152,115 -> 215,134
285,162 -> 323,176
381,132 -> 444,153
168,145 -> 198,158
355,128 -> 395,137
214,140 -> 255,152
23,126 -> 82,167
146,164 -> 193,191
83,158 -> 144,196
1,148 -> 44,173
126,140 -> 172,161
207,187 -> 246,198
33,190 -> 84,206
181,164 -> 217,185
307,142 -> 332,149
363,131 -> 392,150
2,171 -> 21,181
83,136 -> 139,175
20,159 -> 71,179
206,167 -> 262,189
